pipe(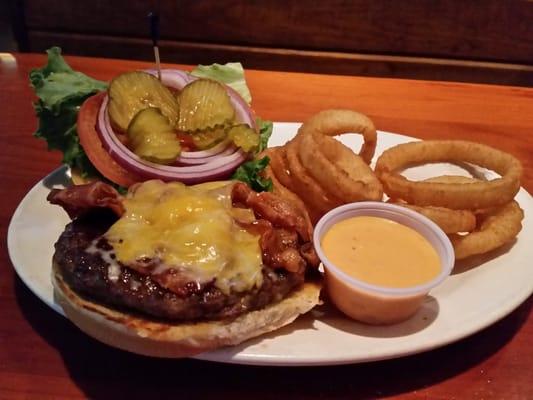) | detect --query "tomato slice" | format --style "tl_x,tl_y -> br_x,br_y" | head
77,92 -> 143,187
176,132 -> 196,152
